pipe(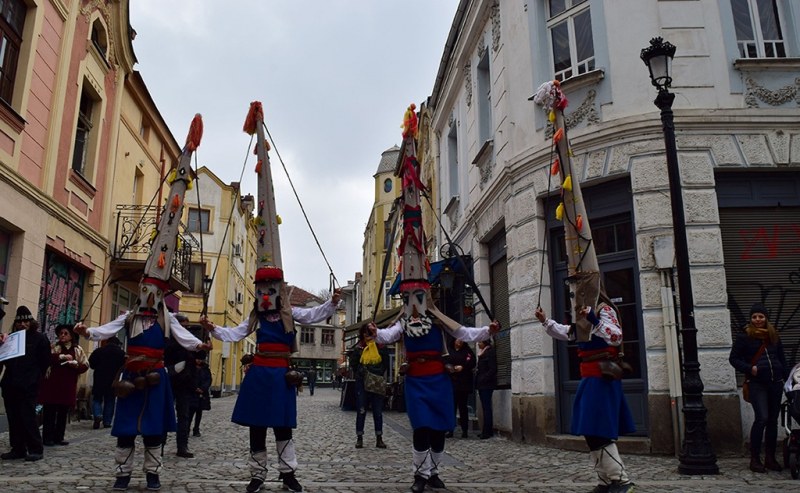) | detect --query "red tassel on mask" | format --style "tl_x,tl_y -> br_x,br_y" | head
185,114 -> 203,151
